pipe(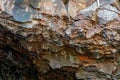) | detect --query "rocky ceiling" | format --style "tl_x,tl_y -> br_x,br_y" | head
0,0 -> 120,80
